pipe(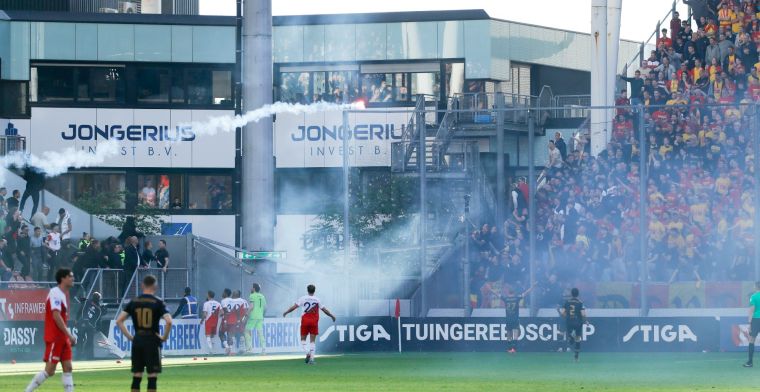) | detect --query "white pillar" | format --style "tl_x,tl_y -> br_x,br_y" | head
590,0 -> 608,157
242,0 -> 274,250
606,0 -> 622,145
